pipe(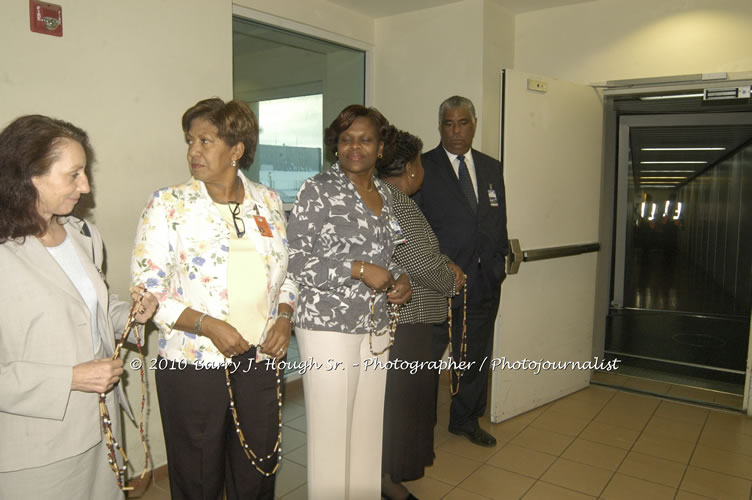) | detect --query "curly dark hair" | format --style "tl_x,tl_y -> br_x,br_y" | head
324,104 -> 396,168
0,115 -> 92,242
376,128 -> 423,178
182,98 -> 259,169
